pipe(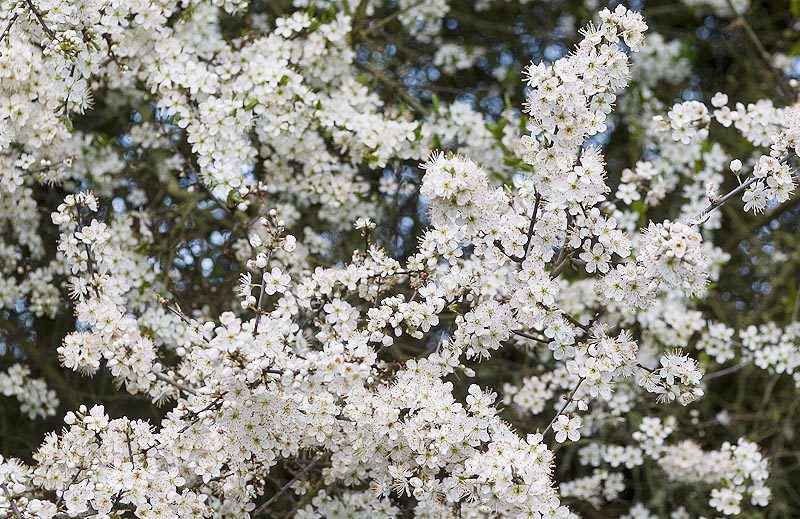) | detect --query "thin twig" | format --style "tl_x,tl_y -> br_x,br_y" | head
522,192 -> 542,260
24,0 -> 56,39
125,425 -> 135,469
692,152 -> 795,225
252,248 -> 274,337
76,213 -> 101,297
1,483 -> 23,519
355,62 -> 428,115
0,11 -> 19,46
156,292 -> 210,344
154,372 -> 198,396
511,329 -> 552,344
704,361 -> 750,380
542,377 -> 585,436
254,458 -> 321,516
177,395 -> 225,434
357,1 -> 426,36
725,0 -> 792,101
549,248 -> 577,279
792,280 -> 800,322
54,469 -> 83,508
541,303 -> 590,332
